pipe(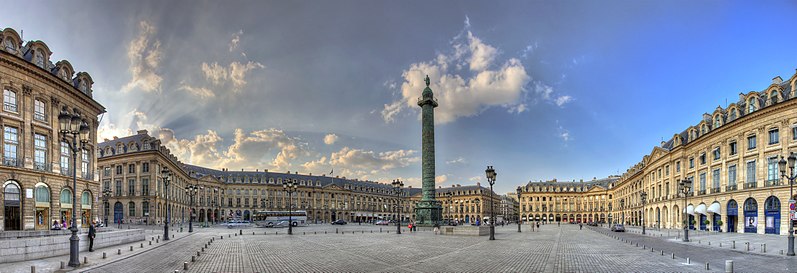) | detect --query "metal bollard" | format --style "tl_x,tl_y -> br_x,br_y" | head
706,262 -> 710,270
30,265 -> 35,273
732,241 -> 735,249
141,243 -> 144,248
197,251 -> 200,257
156,239 -> 159,243
763,243 -> 766,253
687,257 -> 691,264
118,249 -> 122,255
661,250 -> 664,255
782,250 -> 784,255
672,253 -> 675,259
149,241 -> 152,245
699,240 -> 701,244
708,242 -> 711,245
84,257 -> 87,264
726,260 -> 733,273
746,242 -> 749,251
60,261 -> 65,269
240,229 -> 242,235
103,252 -> 107,259
719,242 -> 722,247
130,245 -> 134,251
336,228 -> 339,234
184,262 -> 188,270
303,232 -> 305,235
192,256 -> 196,262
